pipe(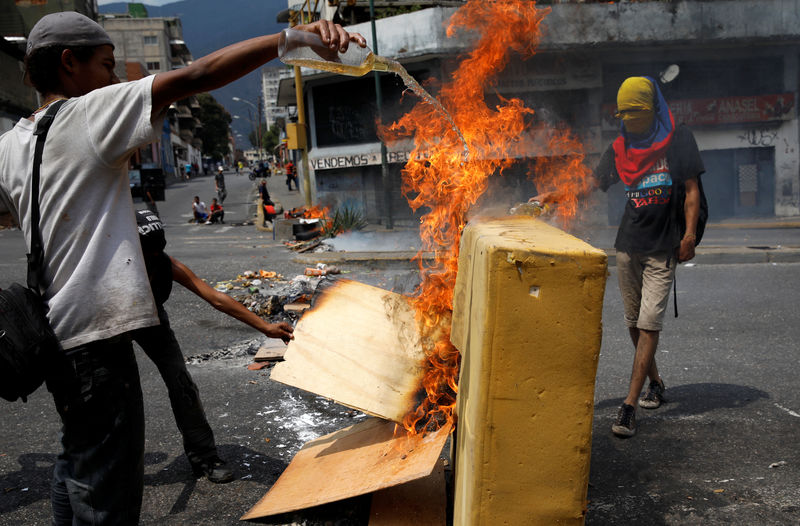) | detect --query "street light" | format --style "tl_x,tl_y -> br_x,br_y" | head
232,96 -> 264,162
